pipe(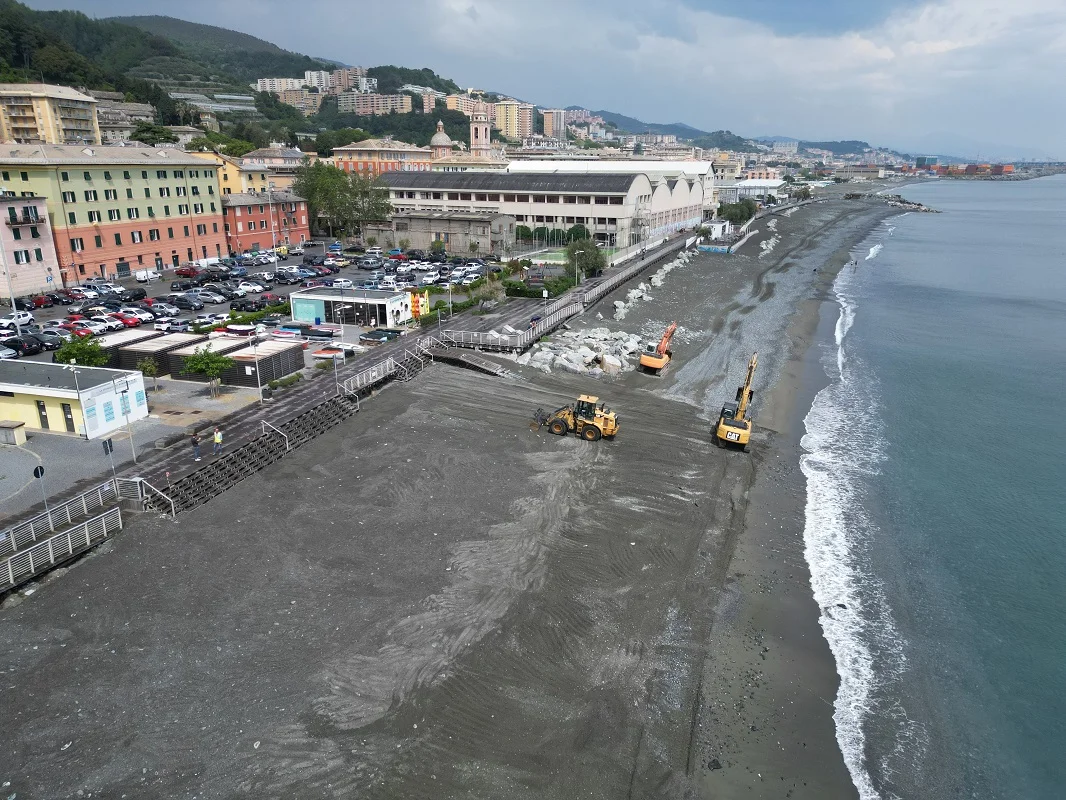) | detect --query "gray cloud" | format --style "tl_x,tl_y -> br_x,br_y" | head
27,0 -> 1066,156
